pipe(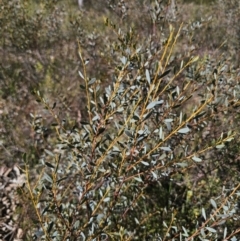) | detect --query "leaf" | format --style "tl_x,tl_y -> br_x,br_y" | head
190,55 -> 199,63
163,221 -> 168,228
180,60 -> 184,69
194,111 -> 206,120
56,177 -> 68,185
113,146 -> 121,152
137,135 -> 147,143
103,197 -> 110,202
151,171 -> 158,179
52,102 -> 56,109
159,126 -> 164,140
159,153 -> 166,160
179,111 -> 183,125
216,144 -> 225,149
200,227 -> 206,237
141,161 -> 149,166
223,227 -> 227,239
137,130 -> 144,135
78,70 -> 85,80
44,149 -> 54,157
125,130 -> 134,138
100,96 -> 104,105
223,205 -> 229,211
120,56 -> 127,65
118,129 -> 124,137
145,69 -> 151,85
202,208 -> 206,220
134,218 -> 140,224
88,78 -> 96,85
43,173 -> 53,183
206,227 -> 216,233
160,147 -> 172,152
42,206 -> 49,215
146,100 -> 164,110
164,118 -> 173,122
182,226 -> 189,237
164,121 -> 171,131
176,162 -> 188,167
133,114 -> 140,121
96,127 -> 106,136
210,199 -> 217,209
176,86 -> 180,96
192,156 -> 202,163
84,59 -> 89,65
92,115 -> 100,121
80,121 -> 89,125
47,221 -> 54,234
141,111 -> 153,122
45,162 -> 55,168
158,69 -> 171,79
178,127 -> 190,134
117,107 -> 124,113
171,226 -> 178,232
134,177 -> 143,182
225,136 -> 234,142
